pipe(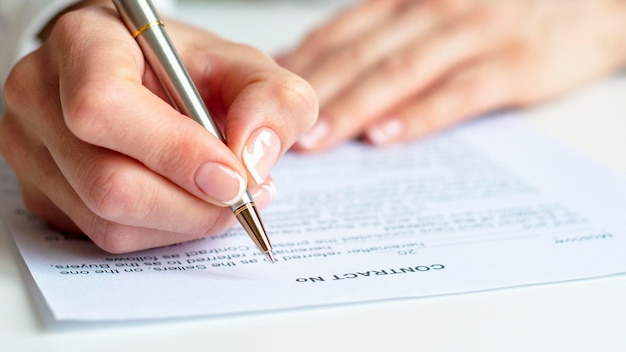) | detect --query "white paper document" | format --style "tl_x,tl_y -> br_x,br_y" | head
1,115 -> 626,322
